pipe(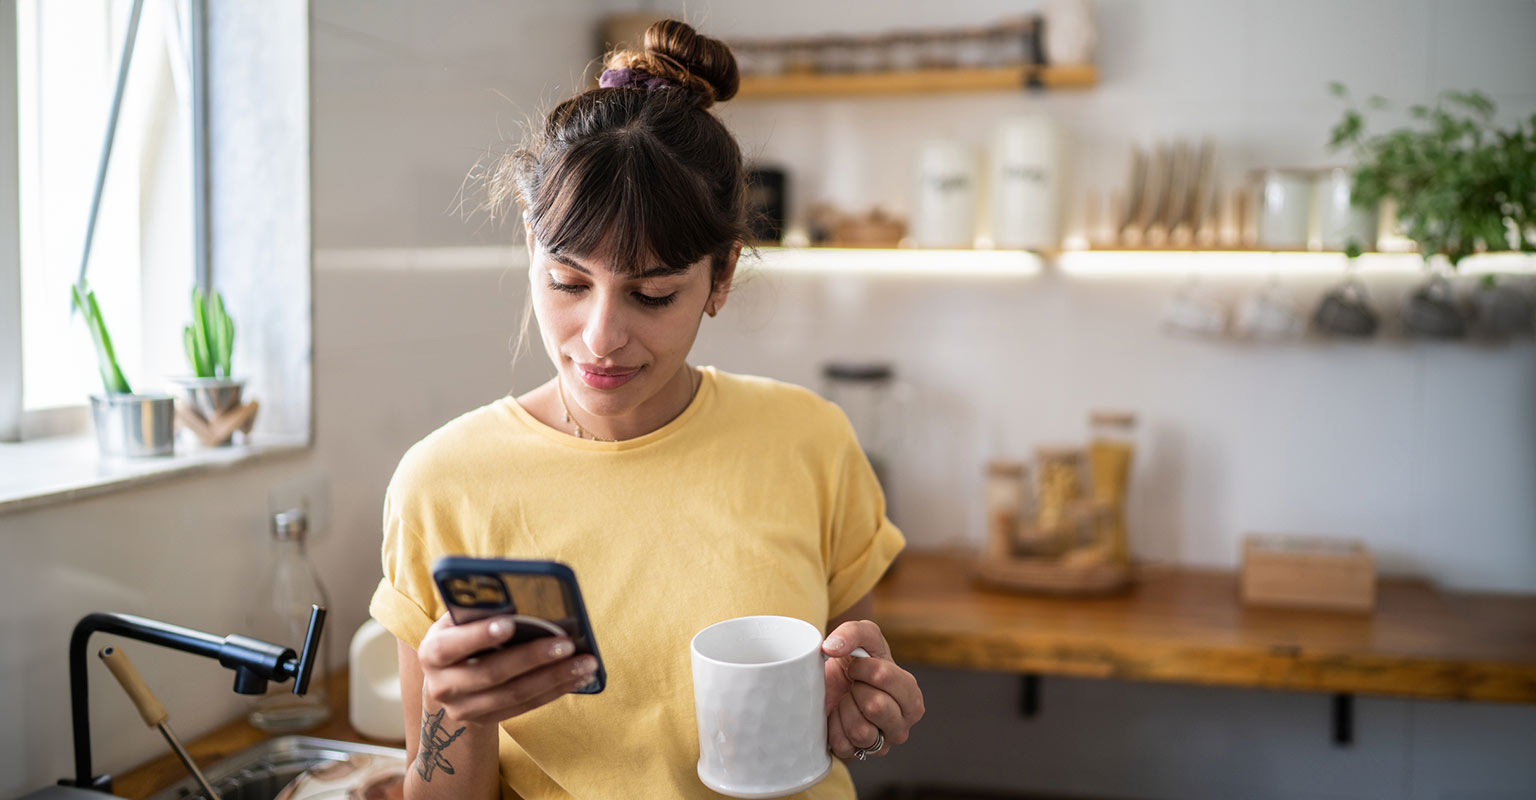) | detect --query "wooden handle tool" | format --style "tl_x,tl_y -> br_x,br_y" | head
99,646 -> 223,800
